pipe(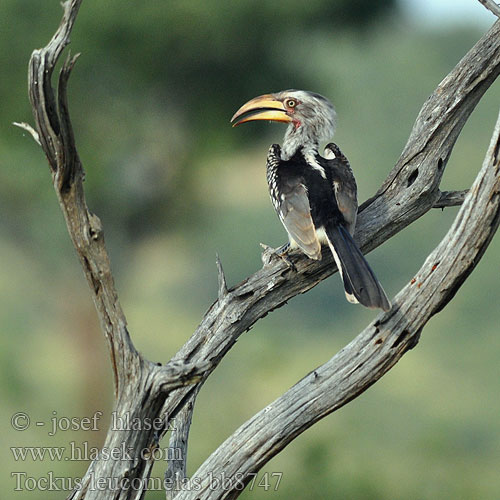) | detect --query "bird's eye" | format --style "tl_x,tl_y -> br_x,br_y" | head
286,99 -> 297,108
